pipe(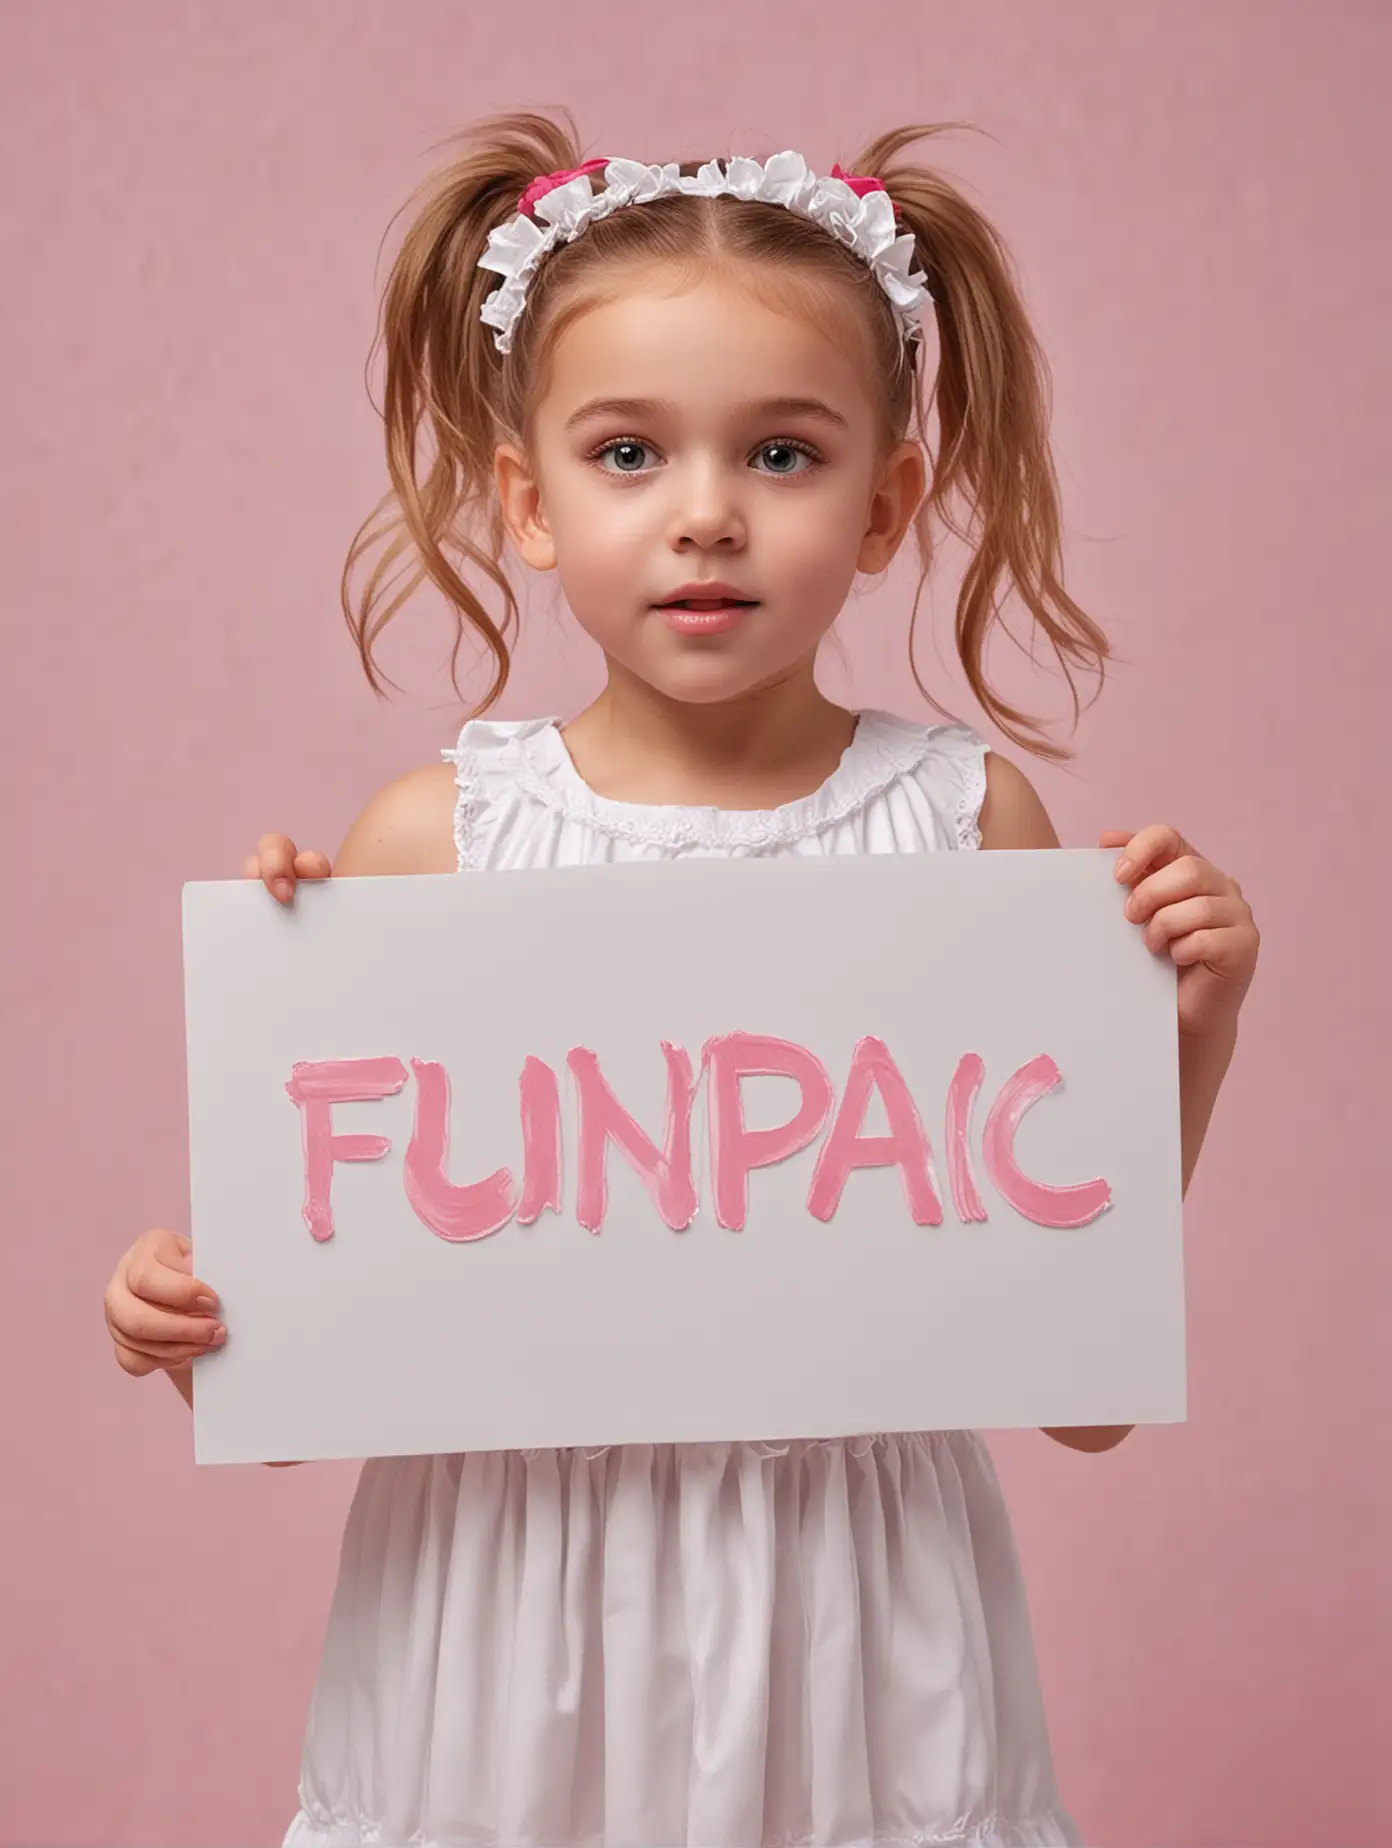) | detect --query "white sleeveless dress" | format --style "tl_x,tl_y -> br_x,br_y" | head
282,709 -> 1084,1848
